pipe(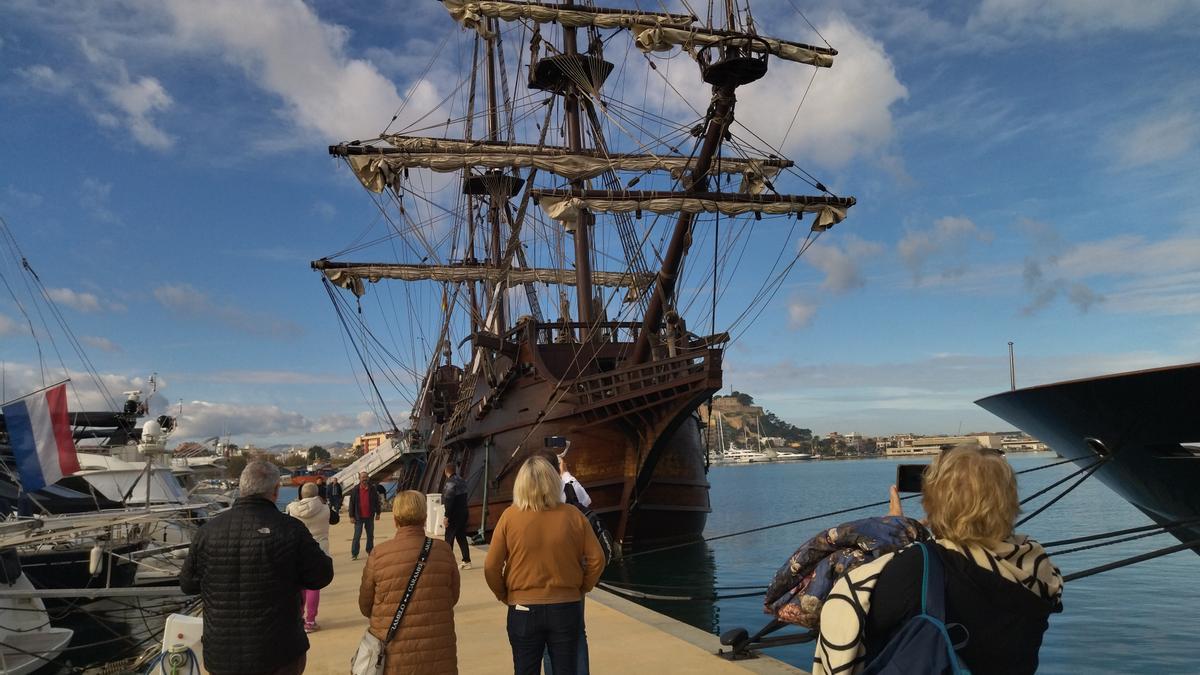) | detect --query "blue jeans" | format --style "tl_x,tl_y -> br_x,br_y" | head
507,601 -> 581,675
351,517 -> 374,557
542,600 -> 588,674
